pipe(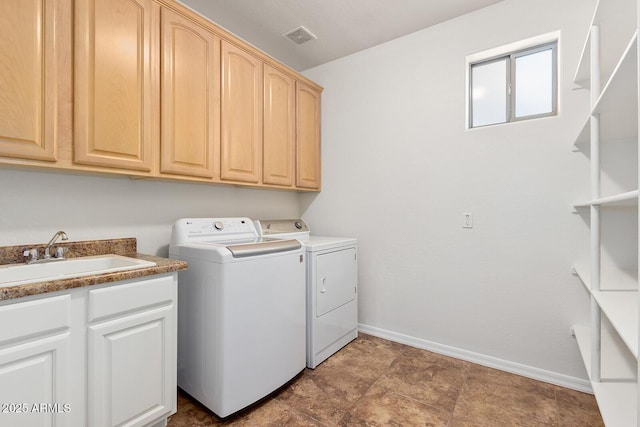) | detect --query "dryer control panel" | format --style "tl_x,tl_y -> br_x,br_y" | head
255,219 -> 309,236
